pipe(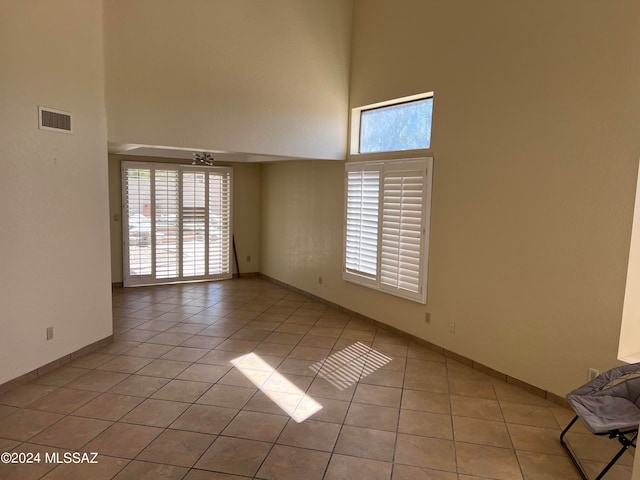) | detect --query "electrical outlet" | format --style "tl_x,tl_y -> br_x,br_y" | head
424,312 -> 431,324
318,276 -> 323,285
588,368 -> 599,381
46,326 -> 54,340
246,255 -> 251,262
448,321 -> 455,333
